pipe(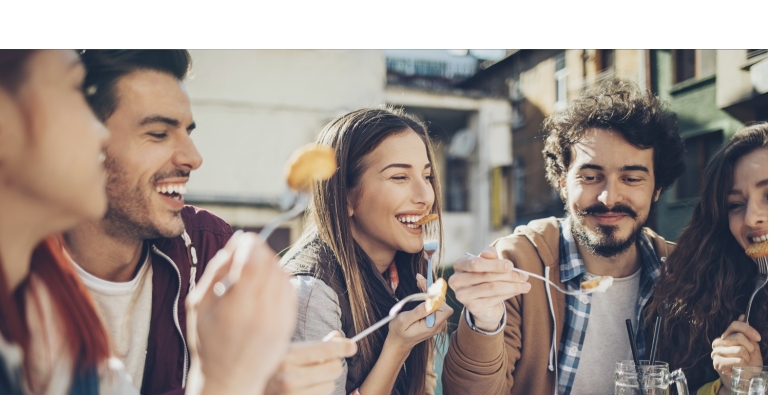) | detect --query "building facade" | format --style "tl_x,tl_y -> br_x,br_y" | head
183,50 -> 512,261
